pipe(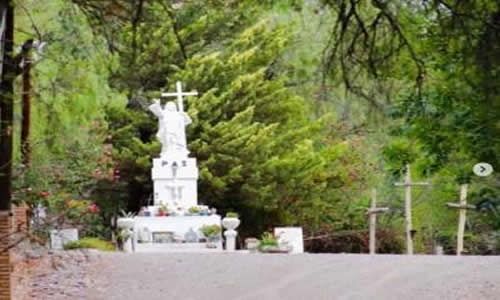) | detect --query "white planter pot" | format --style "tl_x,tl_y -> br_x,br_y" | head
245,238 -> 260,253
117,218 -> 135,230
222,217 -> 240,230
